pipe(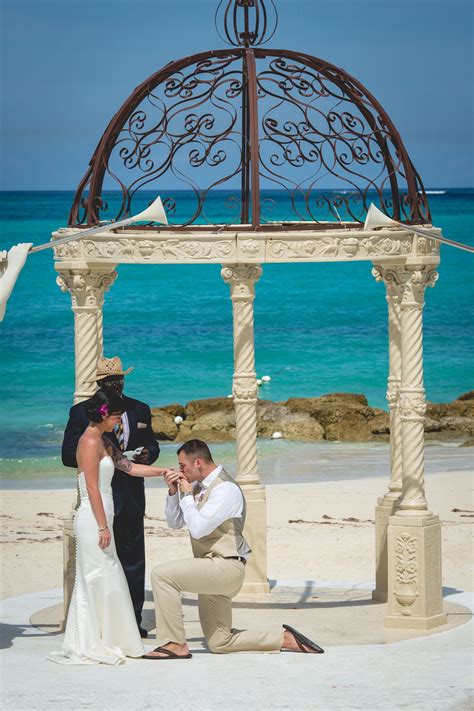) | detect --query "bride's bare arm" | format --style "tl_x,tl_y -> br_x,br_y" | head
77,437 -> 111,549
104,439 -> 167,478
